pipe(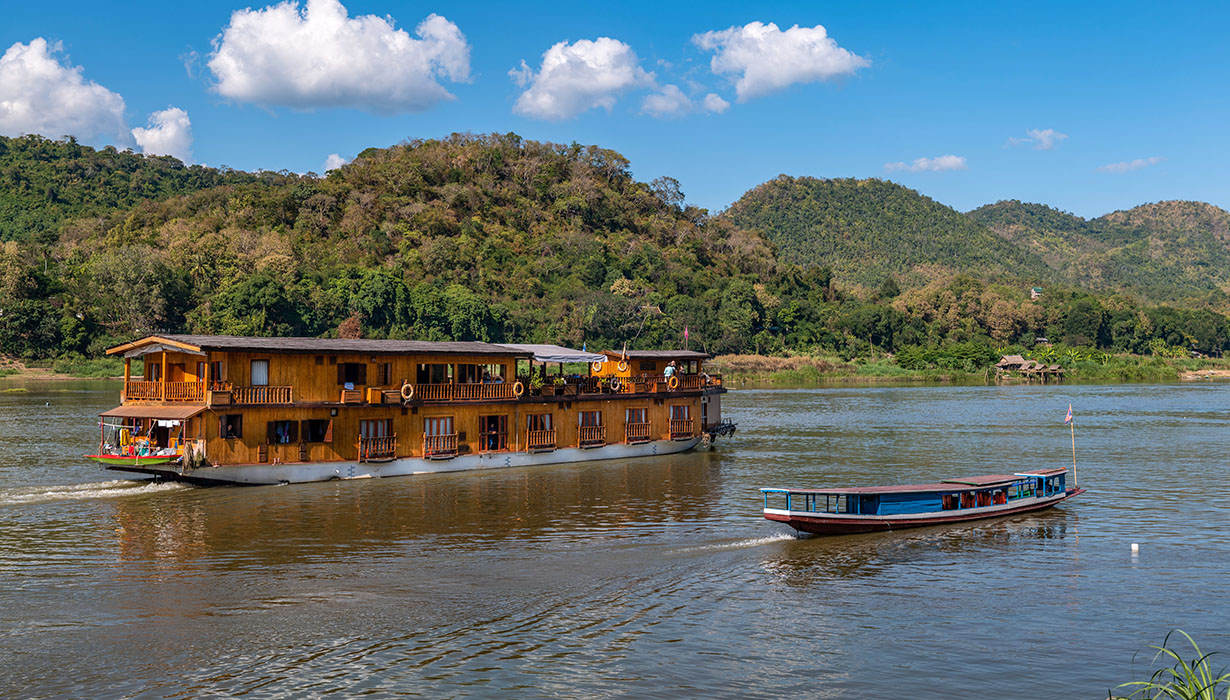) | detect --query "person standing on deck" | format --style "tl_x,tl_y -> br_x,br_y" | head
664,360 -> 677,379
